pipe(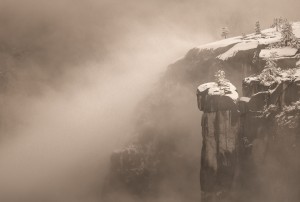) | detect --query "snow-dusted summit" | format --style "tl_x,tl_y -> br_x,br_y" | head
197,22 -> 300,61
